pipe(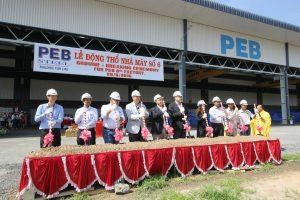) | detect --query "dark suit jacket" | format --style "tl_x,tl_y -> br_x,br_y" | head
168,102 -> 188,132
149,106 -> 165,135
